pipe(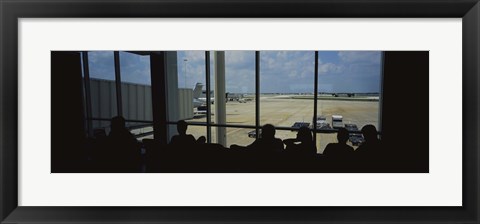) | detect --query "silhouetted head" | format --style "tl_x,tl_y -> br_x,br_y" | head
337,128 -> 349,143
111,116 -> 126,132
261,124 -> 276,139
197,136 -> 206,144
361,125 -> 378,142
297,126 -> 313,143
177,120 -> 188,135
